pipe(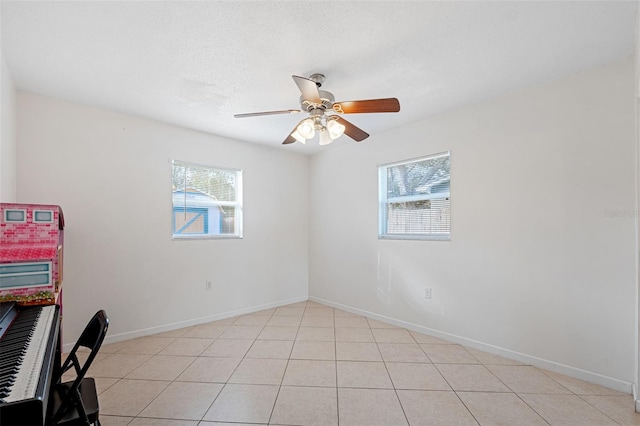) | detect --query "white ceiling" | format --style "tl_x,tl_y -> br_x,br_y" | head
1,1 -> 637,155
